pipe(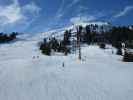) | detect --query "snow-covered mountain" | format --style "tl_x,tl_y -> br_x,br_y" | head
54,21 -> 111,33
34,21 -> 111,41
0,29 -> 133,100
